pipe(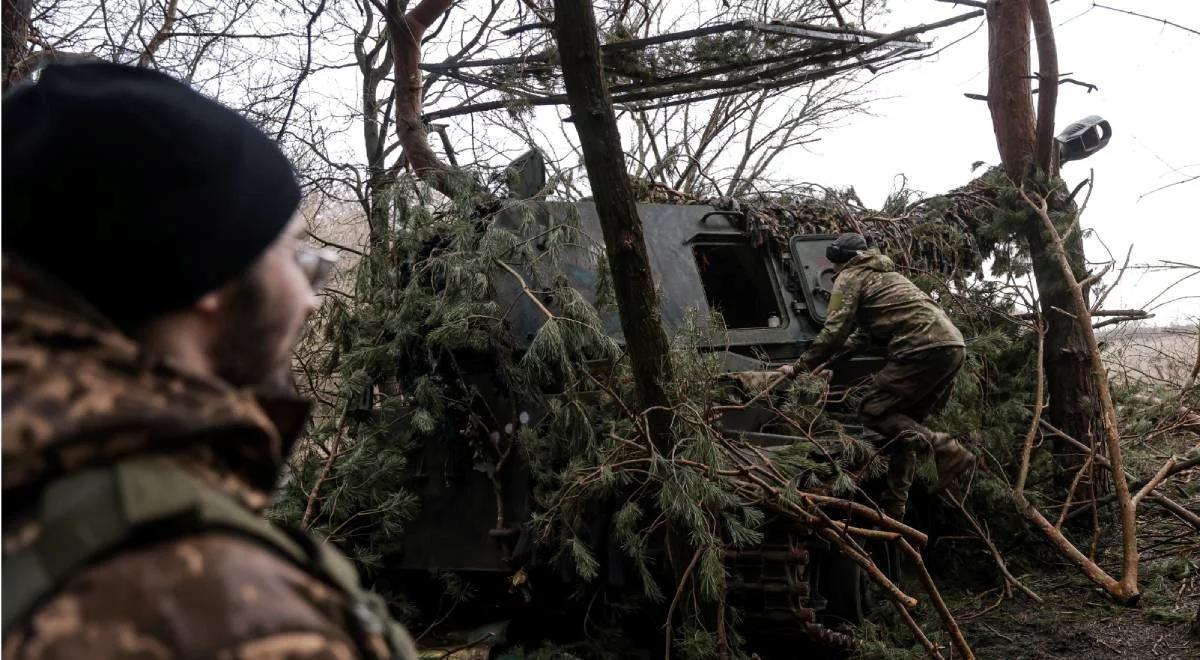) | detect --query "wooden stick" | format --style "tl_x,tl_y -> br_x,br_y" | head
1055,454 -> 1094,530
899,539 -> 975,660
1015,322 -> 1045,495
950,494 -> 1043,603
662,545 -> 704,660
894,600 -> 946,660
1133,457 -> 1178,507
1147,492 -> 1200,530
300,426 -> 345,529
815,528 -> 918,609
